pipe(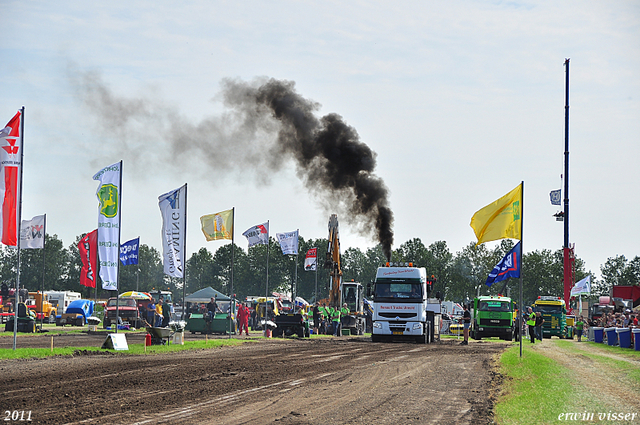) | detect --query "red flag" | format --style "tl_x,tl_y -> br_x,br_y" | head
0,111 -> 22,246
79,230 -> 98,288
